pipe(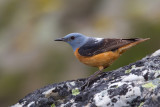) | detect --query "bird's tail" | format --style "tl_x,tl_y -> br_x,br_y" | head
118,38 -> 150,54
122,38 -> 150,42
